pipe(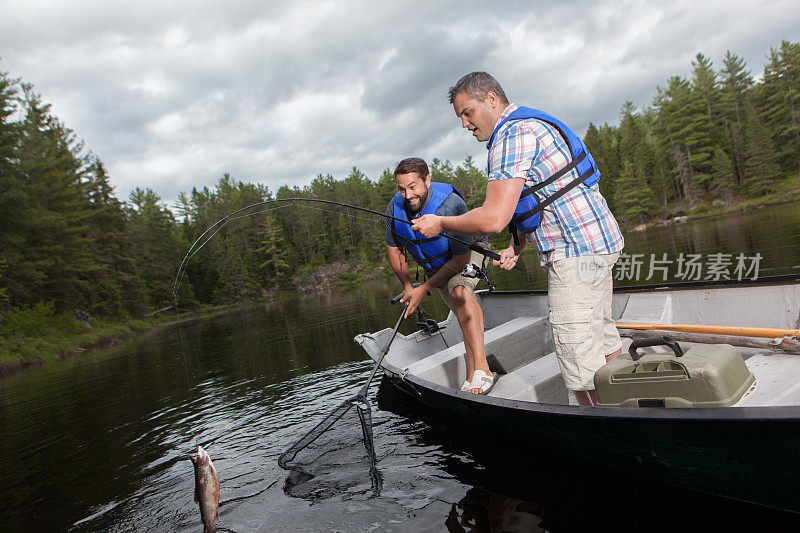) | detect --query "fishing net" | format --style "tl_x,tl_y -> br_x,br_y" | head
281,403 -> 384,501
278,304 -> 406,489
278,394 -> 376,471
